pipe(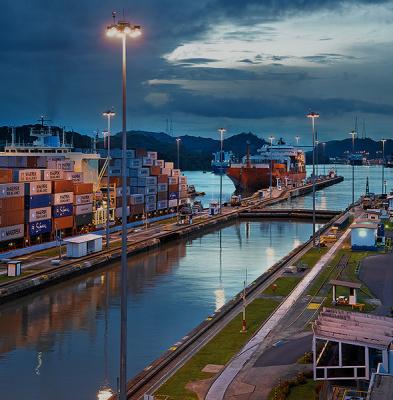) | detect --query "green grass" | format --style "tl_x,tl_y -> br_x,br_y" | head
298,247 -> 328,269
263,276 -> 301,296
155,298 -> 279,400
287,379 -> 318,400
